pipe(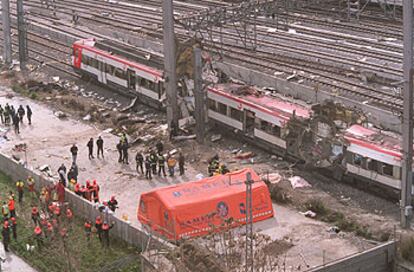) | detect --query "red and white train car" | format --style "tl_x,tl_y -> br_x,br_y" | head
72,39 -> 165,108
343,124 -> 413,194
207,84 -> 310,152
